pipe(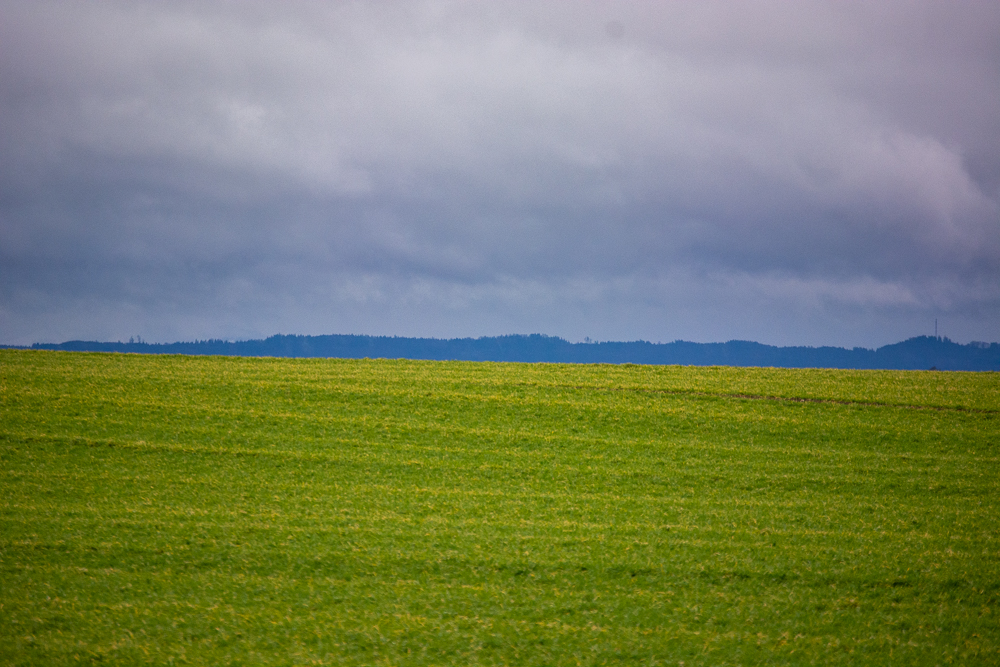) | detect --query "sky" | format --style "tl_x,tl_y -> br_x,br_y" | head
2,1 -> 998,348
